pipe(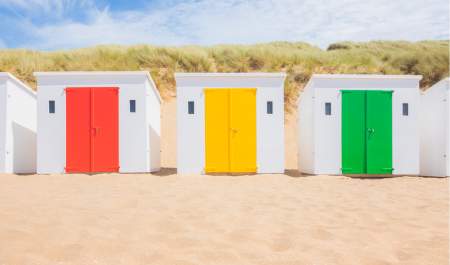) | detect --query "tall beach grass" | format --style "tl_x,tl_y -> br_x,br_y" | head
0,40 -> 448,110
